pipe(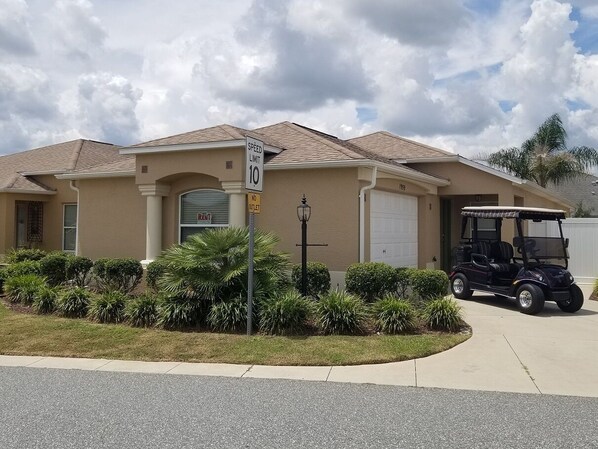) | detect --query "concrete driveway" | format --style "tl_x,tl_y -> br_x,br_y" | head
1,295 -> 597,397
415,295 -> 598,397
